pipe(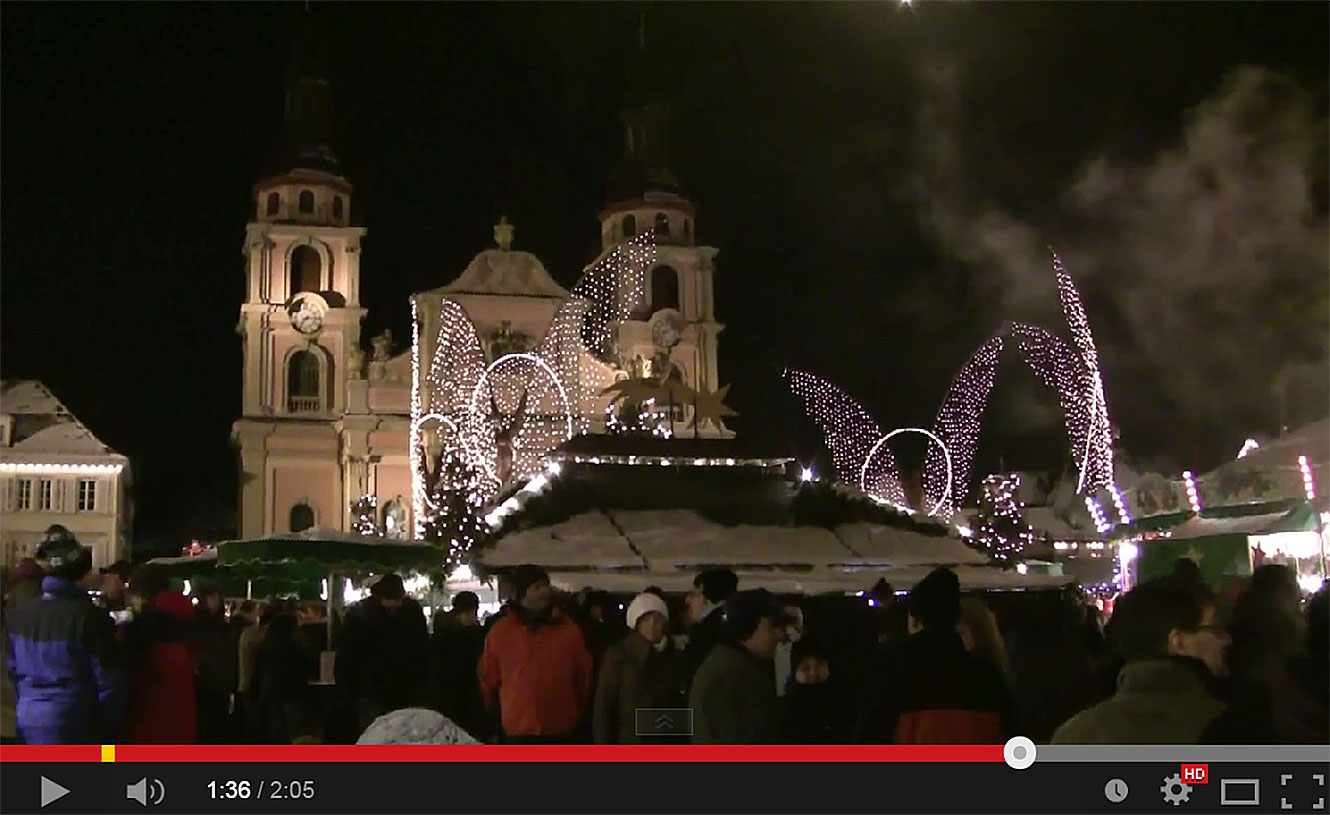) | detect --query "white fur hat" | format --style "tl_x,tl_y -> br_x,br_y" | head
626,592 -> 670,632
